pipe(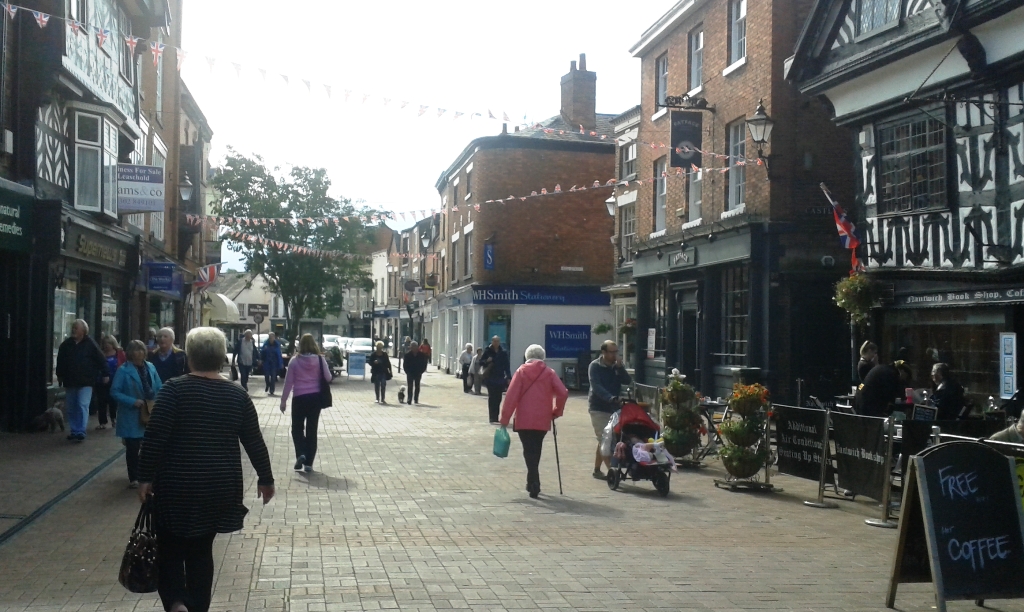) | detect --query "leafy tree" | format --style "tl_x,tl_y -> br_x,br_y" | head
213,151 -> 377,347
